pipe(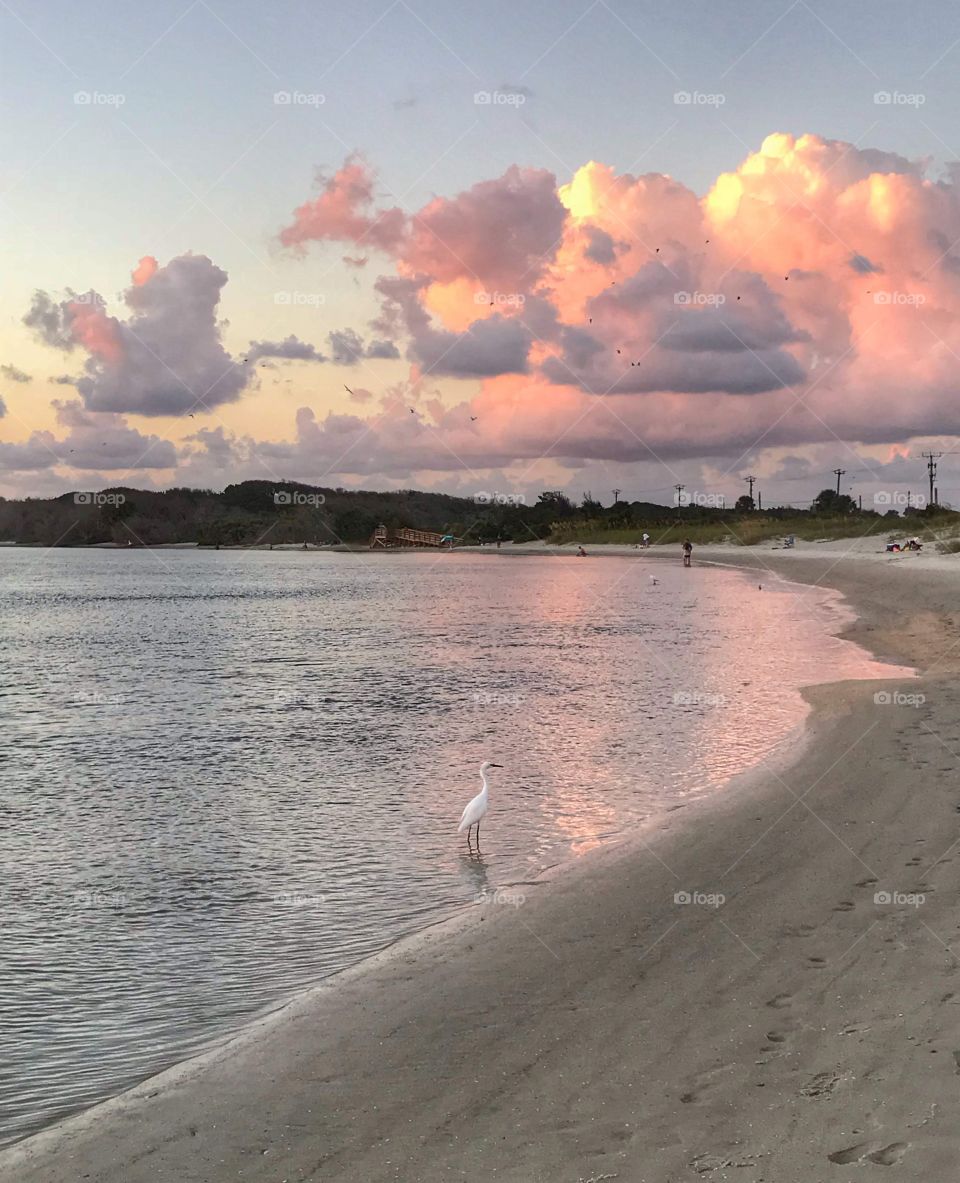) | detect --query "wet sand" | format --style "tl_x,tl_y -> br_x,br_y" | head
4,547 -> 960,1181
